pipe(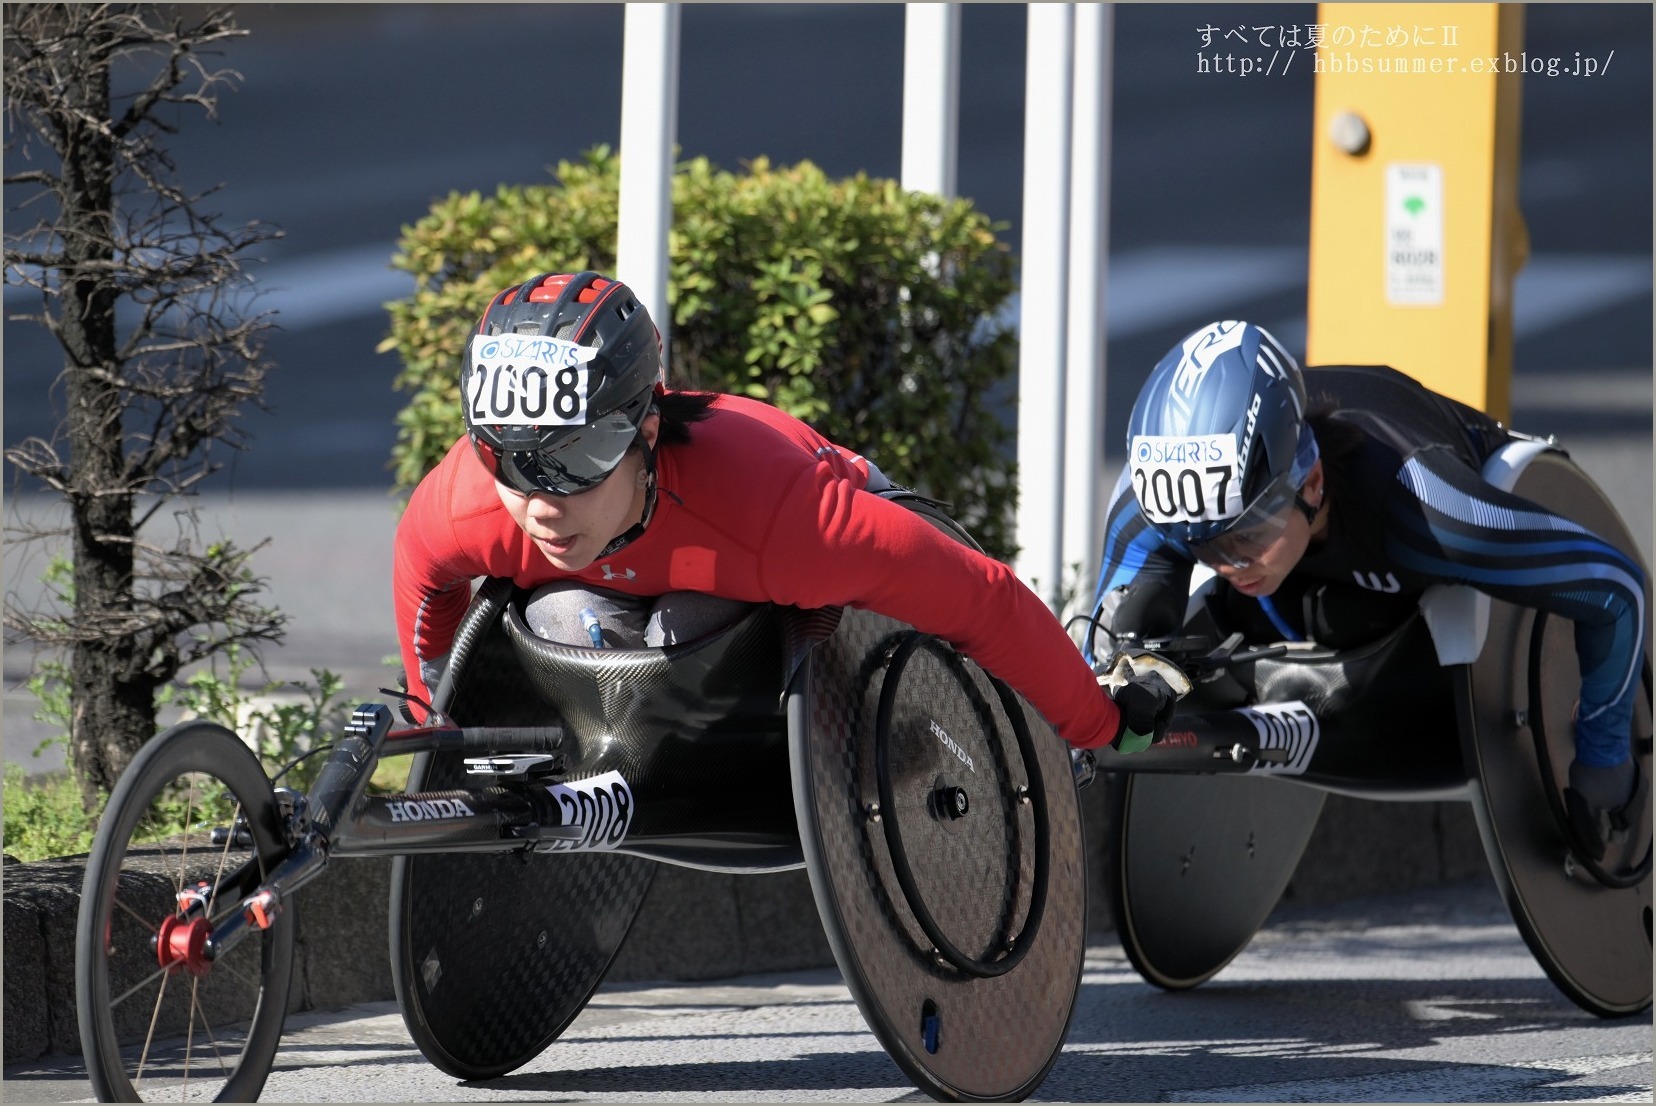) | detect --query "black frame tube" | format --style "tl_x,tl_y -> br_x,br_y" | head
203,713 -> 570,956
